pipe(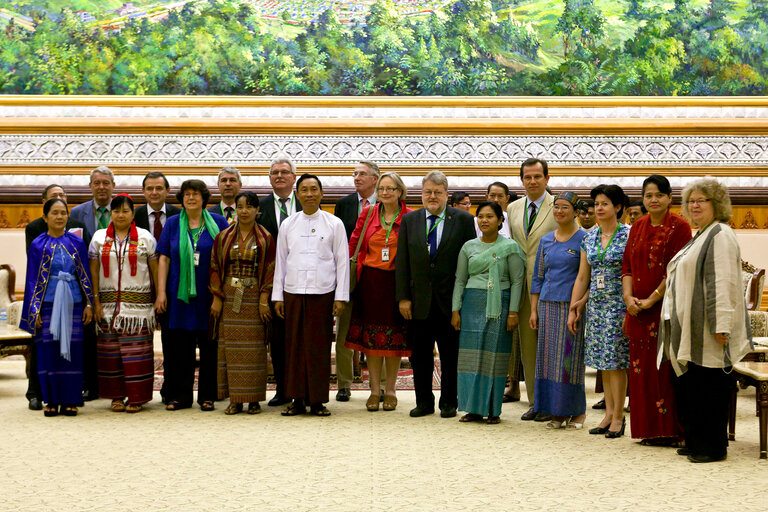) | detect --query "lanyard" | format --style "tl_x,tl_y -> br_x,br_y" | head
381,207 -> 400,245
426,209 -> 446,238
277,194 -> 294,217
692,219 -> 716,242
523,201 -> 538,232
596,224 -> 619,263
190,222 -> 204,251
